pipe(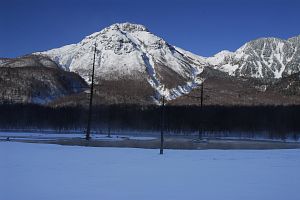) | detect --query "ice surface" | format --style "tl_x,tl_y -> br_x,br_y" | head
1,142 -> 300,200
0,132 -> 156,141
